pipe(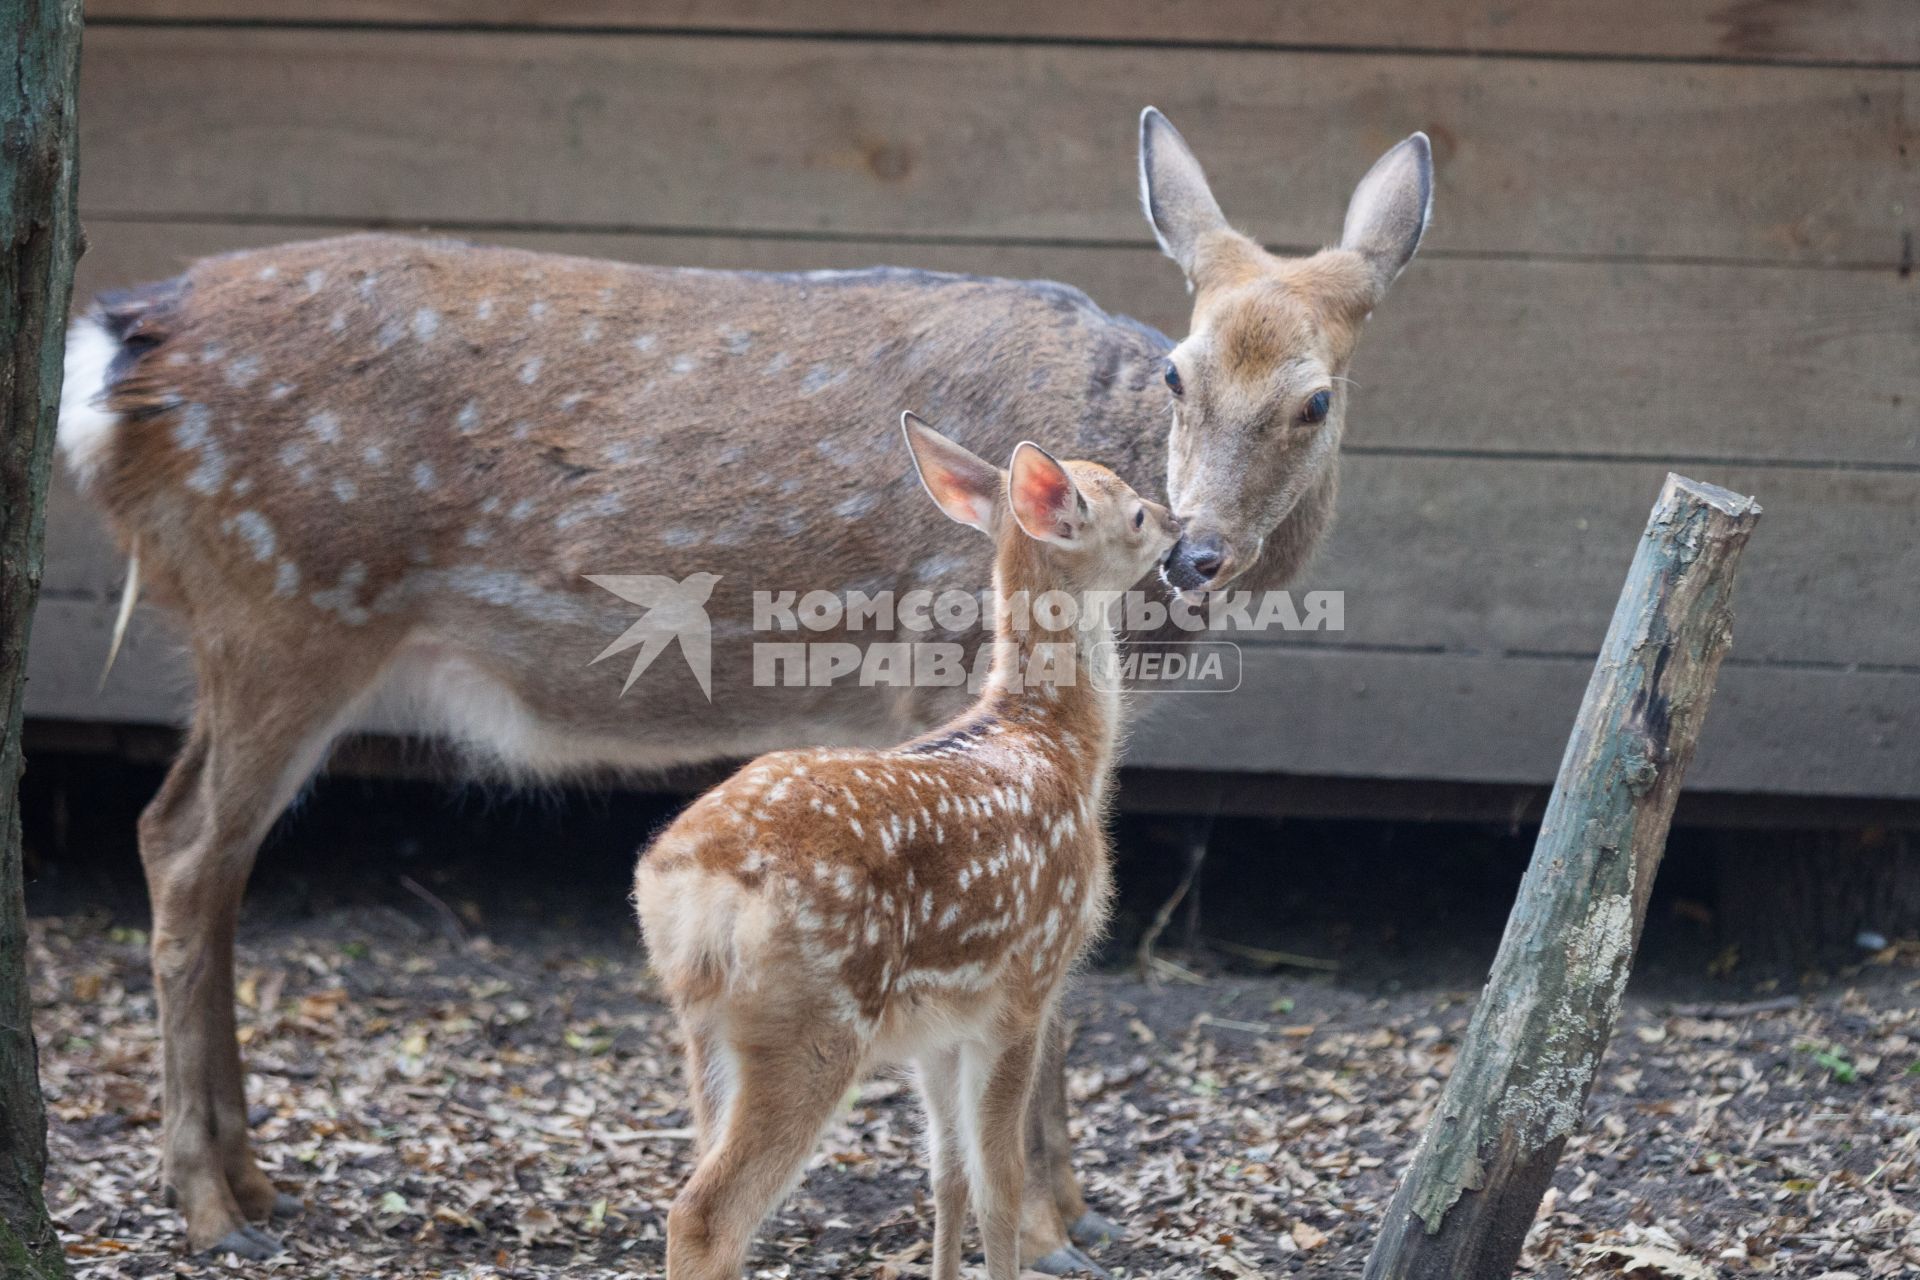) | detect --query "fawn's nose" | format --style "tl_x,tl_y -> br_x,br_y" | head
1164,530 -> 1227,592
